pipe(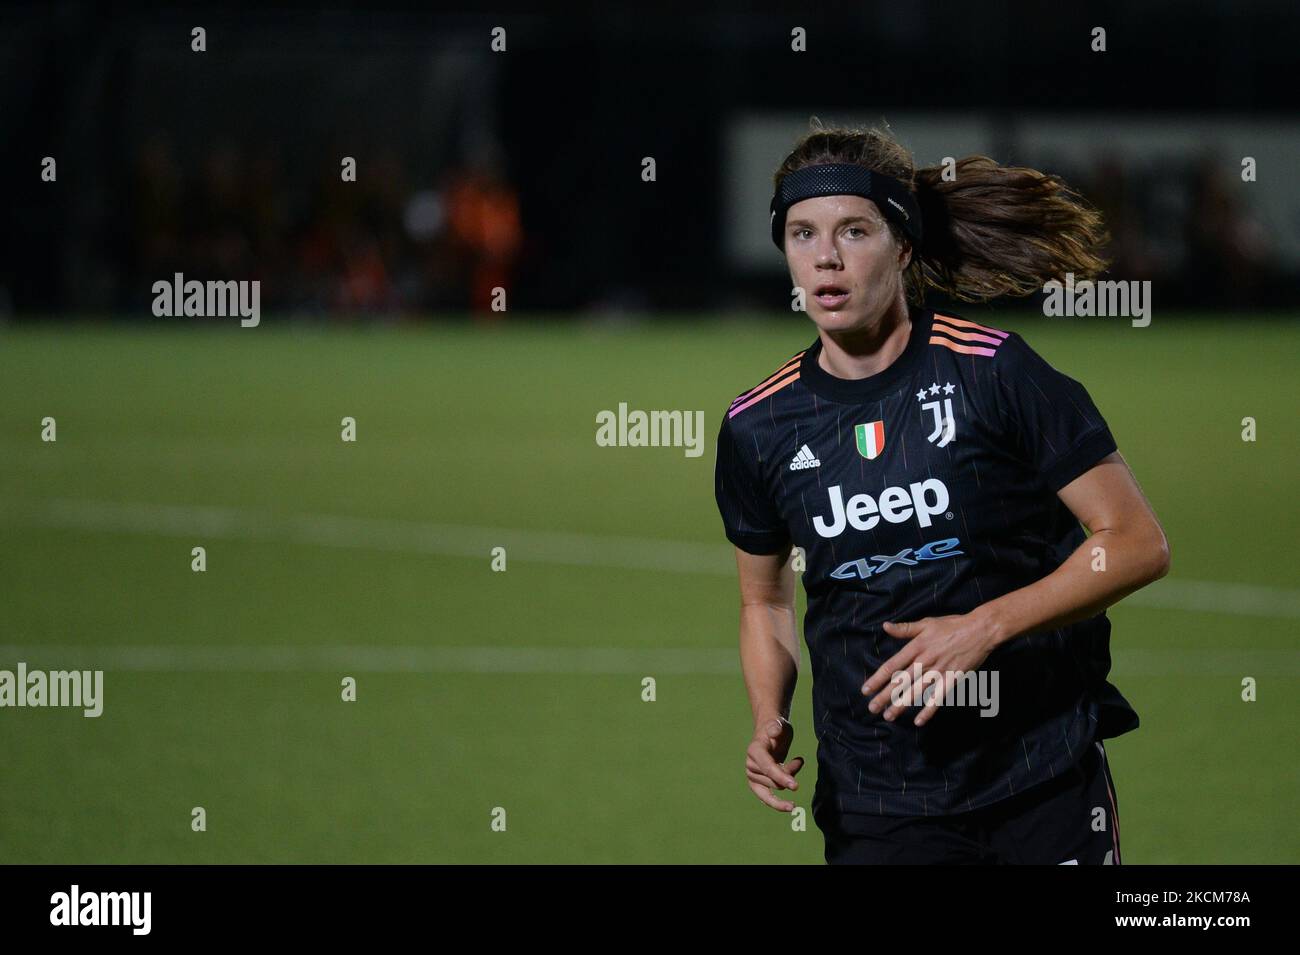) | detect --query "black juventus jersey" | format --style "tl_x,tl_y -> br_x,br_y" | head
714,303 -> 1139,819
